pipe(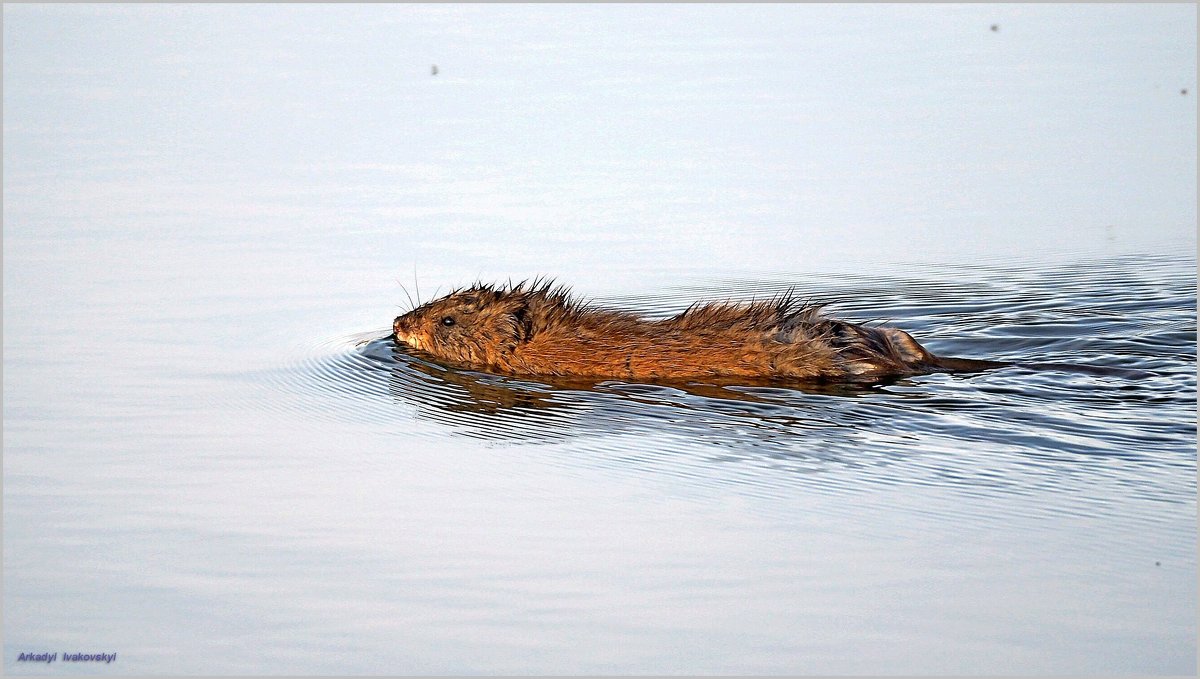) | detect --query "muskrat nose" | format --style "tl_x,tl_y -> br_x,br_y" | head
392,316 -> 422,350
